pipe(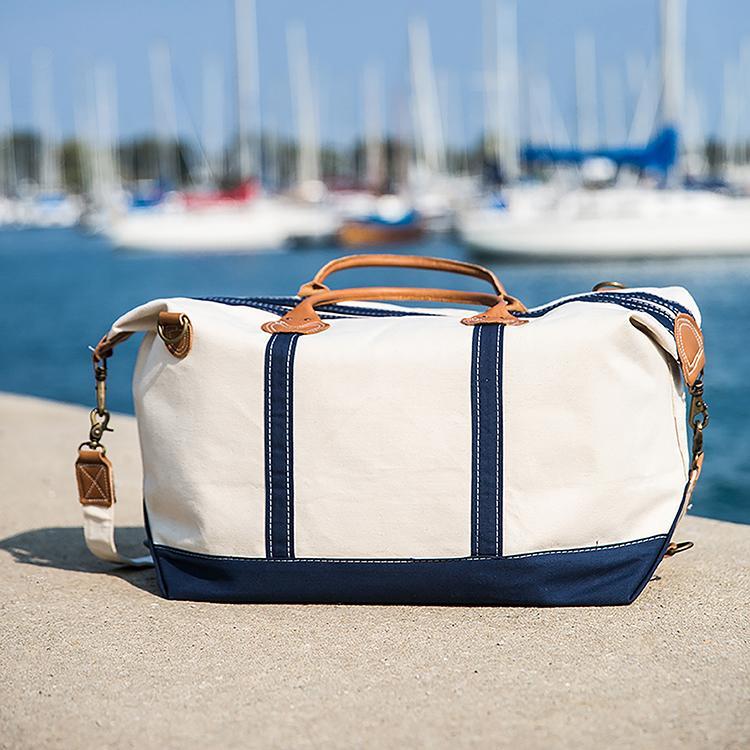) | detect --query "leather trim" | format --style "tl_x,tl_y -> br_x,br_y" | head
157,311 -> 193,359
76,449 -> 116,507
674,313 -> 705,386
92,331 -> 132,362
297,253 -> 516,302
461,301 -> 528,327
261,287 -> 509,335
